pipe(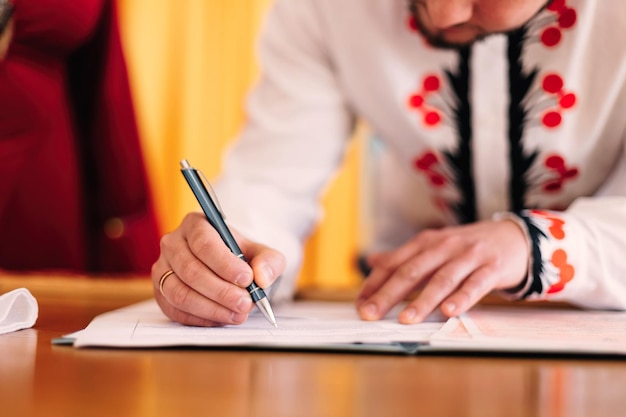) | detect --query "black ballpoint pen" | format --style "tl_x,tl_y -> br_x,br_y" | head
180,159 -> 278,327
